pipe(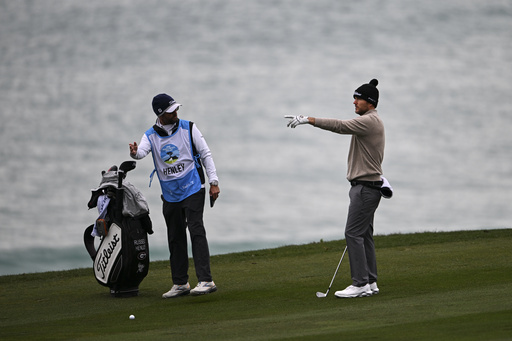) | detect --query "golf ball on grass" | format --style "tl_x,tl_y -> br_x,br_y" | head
129,315 -> 135,320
